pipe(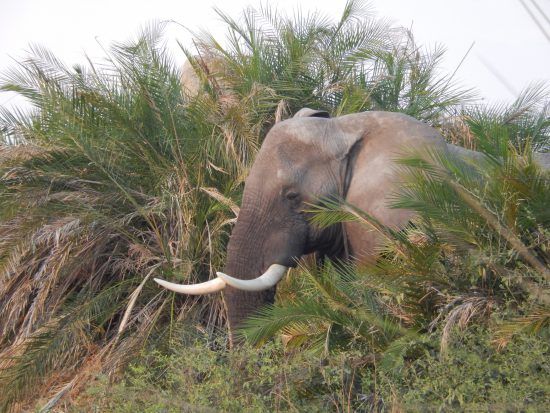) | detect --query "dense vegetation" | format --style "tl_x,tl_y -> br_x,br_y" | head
0,1 -> 548,411
68,330 -> 549,412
